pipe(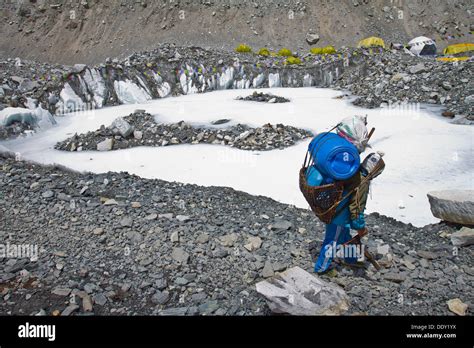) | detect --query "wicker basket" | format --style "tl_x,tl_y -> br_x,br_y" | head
299,167 -> 344,224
